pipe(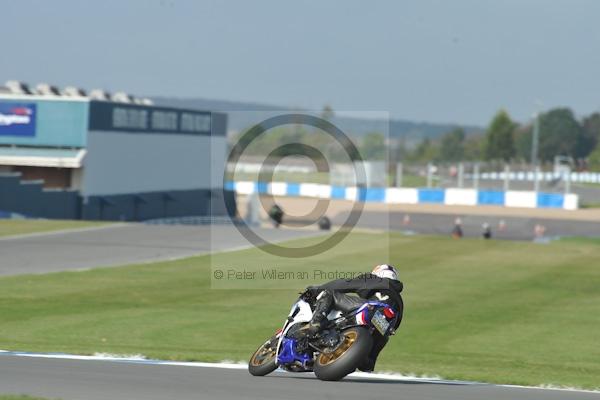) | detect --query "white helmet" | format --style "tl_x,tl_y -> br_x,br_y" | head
372,264 -> 399,281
